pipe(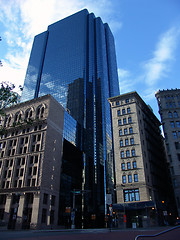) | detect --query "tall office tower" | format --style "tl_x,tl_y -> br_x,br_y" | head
108,92 -> 177,228
156,89 -> 180,217
21,9 -> 119,226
